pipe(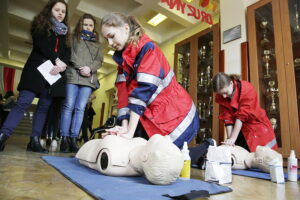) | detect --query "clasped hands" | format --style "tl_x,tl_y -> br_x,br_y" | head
221,137 -> 237,146
102,125 -> 132,139
50,58 -> 67,75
